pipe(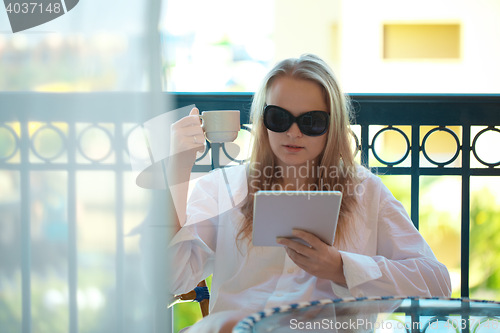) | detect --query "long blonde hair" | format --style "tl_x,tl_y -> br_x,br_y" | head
239,54 -> 361,249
